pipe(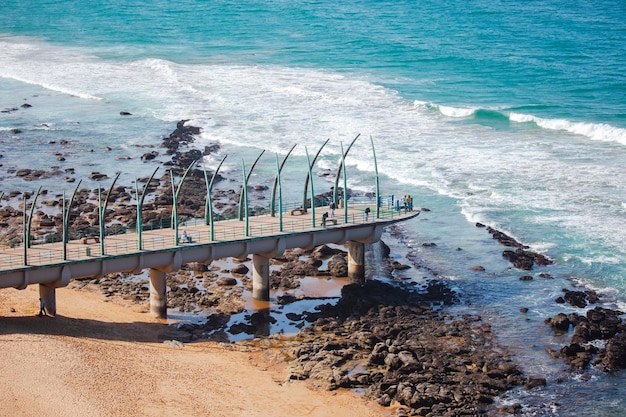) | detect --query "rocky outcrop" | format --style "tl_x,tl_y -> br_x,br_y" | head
545,305 -> 626,371
287,280 -> 524,416
327,254 -> 348,277
161,119 -> 202,156
601,332 -> 626,372
482,226 -> 553,270
555,288 -> 600,308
